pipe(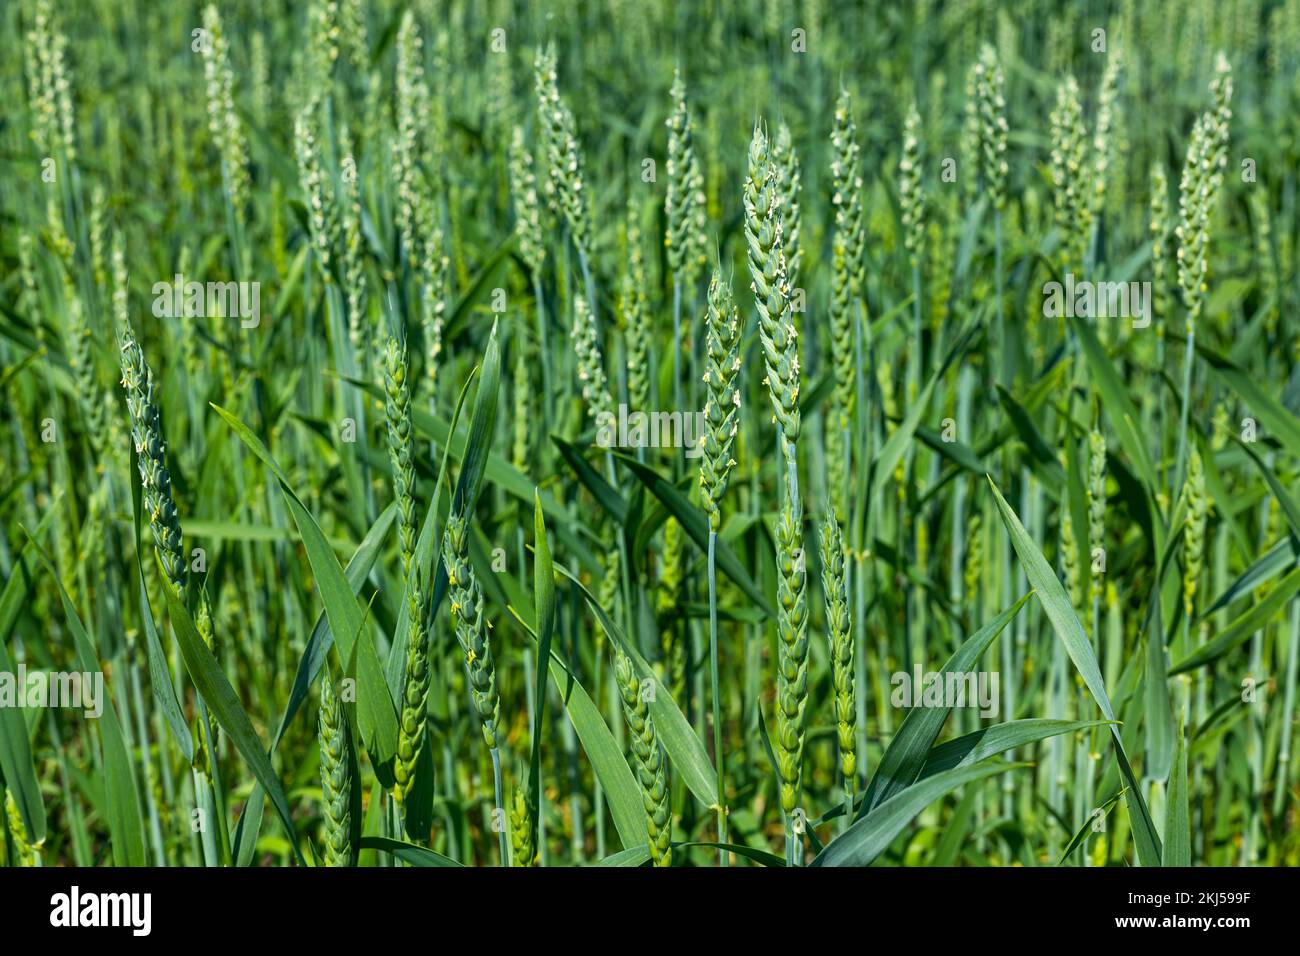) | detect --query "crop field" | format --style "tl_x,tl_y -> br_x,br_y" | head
1,0 -> 1299,870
